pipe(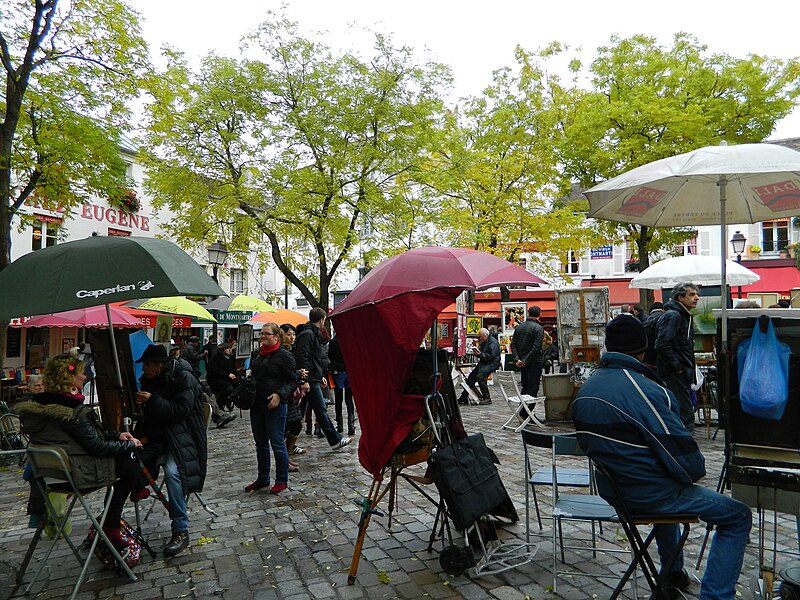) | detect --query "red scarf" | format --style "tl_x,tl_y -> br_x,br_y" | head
258,341 -> 280,356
